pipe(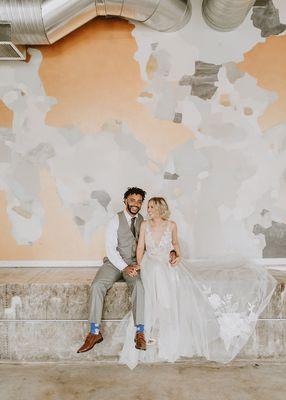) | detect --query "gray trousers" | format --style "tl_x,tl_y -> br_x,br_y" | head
88,261 -> 145,326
